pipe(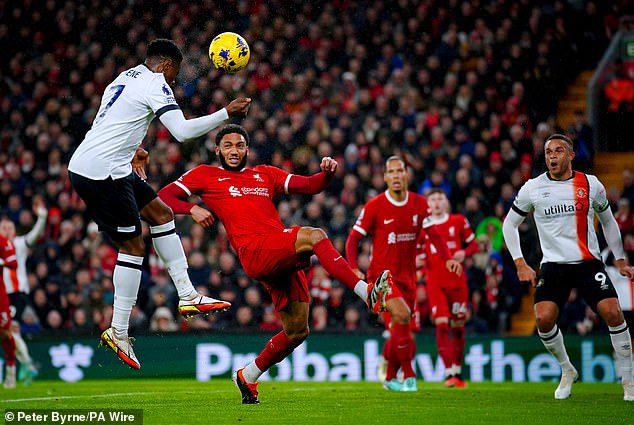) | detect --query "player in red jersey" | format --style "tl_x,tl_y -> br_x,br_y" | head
0,233 -> 18,389
421,188 -> 477,388
345,157 -> 462,392
159,124 -> 394,404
